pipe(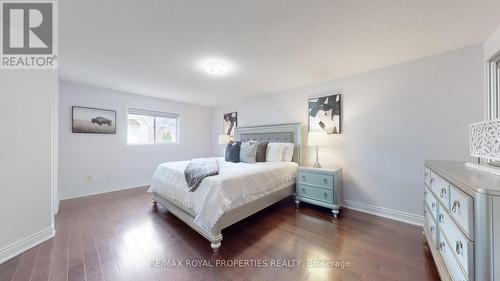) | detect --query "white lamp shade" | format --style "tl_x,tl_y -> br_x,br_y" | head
218,134 -> 231,144
308,131 -> 328,146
